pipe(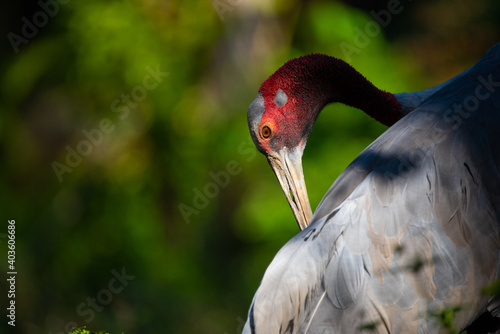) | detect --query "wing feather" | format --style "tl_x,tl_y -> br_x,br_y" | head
243,43 -> 500,334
